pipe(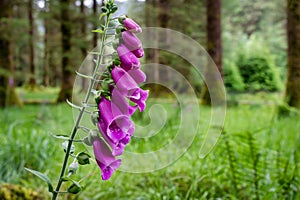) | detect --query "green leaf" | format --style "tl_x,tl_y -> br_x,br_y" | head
67,182 -> 82,194
92,29 -> 104,34
25,168 -> 53,193
77,152 -> 91,165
